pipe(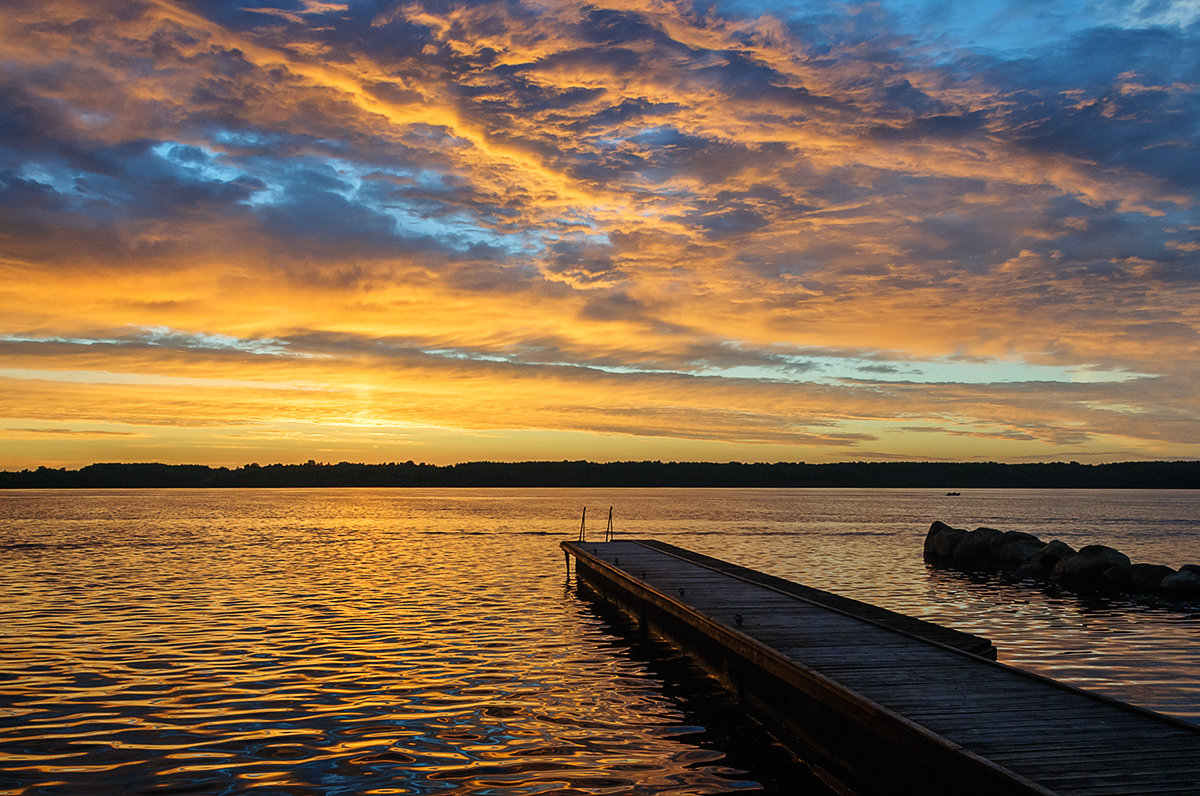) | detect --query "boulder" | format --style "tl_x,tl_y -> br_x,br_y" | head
922,521 -> 1200,603
951,527 -> 1004,571
1011,540 -> 1076,581
1129,563 -> 1175,593
991,531 -> 1046,571
1102,564 -> 1133,591
924,521 -> 968,564
1161,567 -> 1200,598
1052,545 -> 1133,592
